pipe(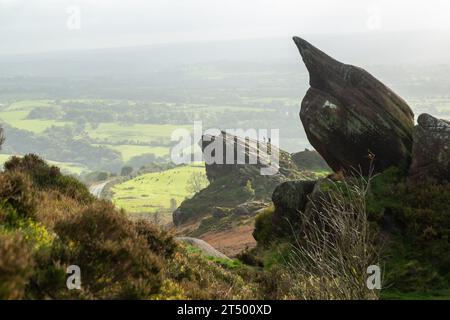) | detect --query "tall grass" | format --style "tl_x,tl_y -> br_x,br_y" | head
285,170 -> 381,300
